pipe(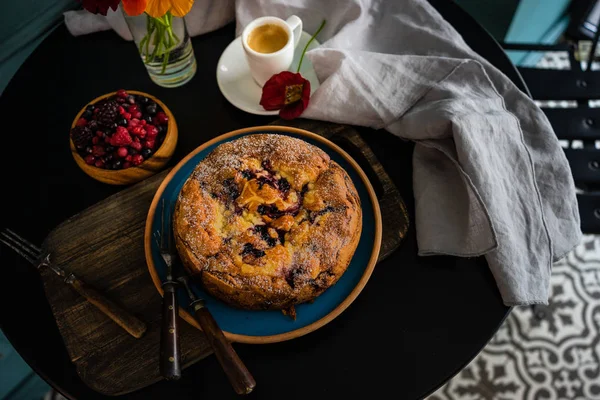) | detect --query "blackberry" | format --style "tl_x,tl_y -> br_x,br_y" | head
95,99 -> 120,128
70,126 -> 93,149
87,119 -> 99,132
